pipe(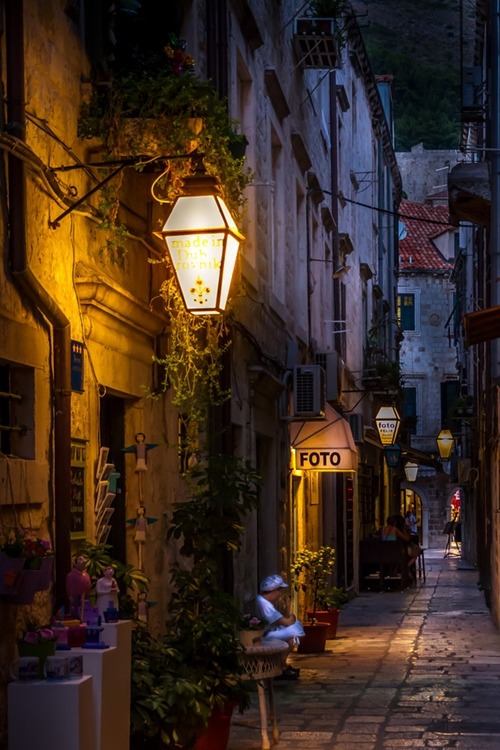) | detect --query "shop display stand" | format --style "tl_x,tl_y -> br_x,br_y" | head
8,676 -> 95,750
